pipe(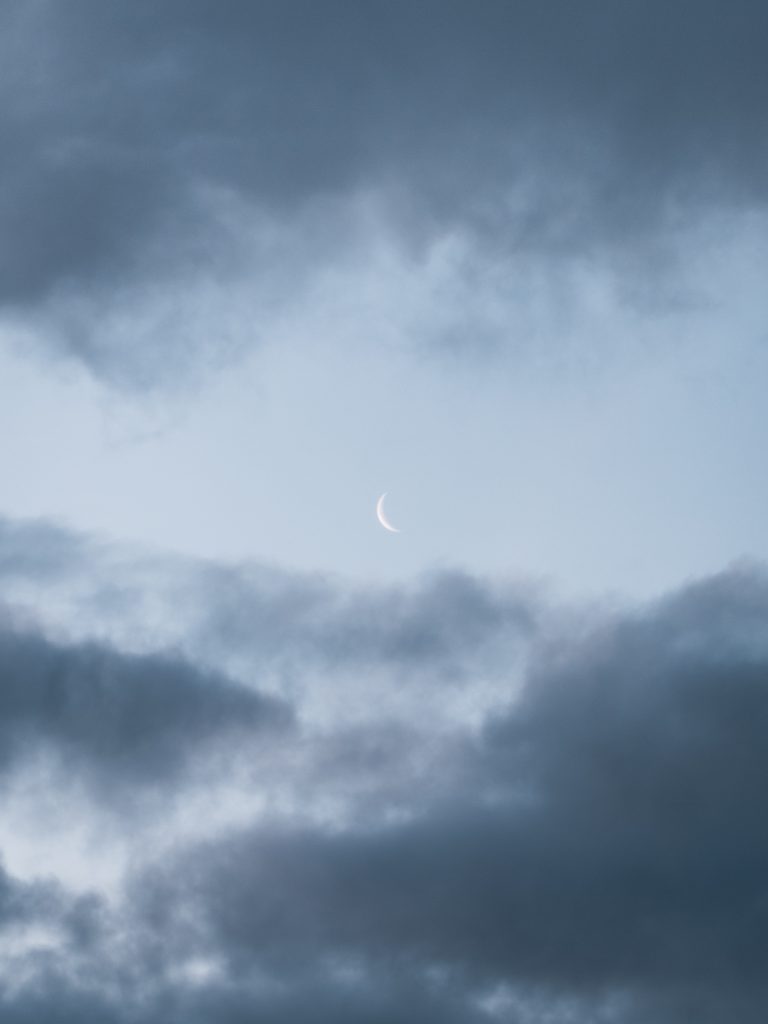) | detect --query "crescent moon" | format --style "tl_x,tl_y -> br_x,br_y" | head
376,493 -> 401,533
